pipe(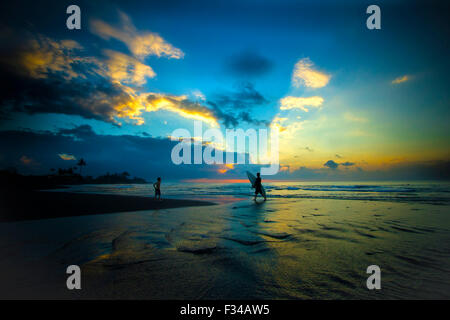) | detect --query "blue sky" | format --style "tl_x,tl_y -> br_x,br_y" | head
0,0 -> 448,180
